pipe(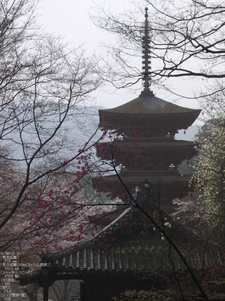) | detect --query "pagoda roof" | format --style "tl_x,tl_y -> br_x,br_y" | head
98,139 -> 196,149
99,92 -> 201,116
96,172 -> 191,185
